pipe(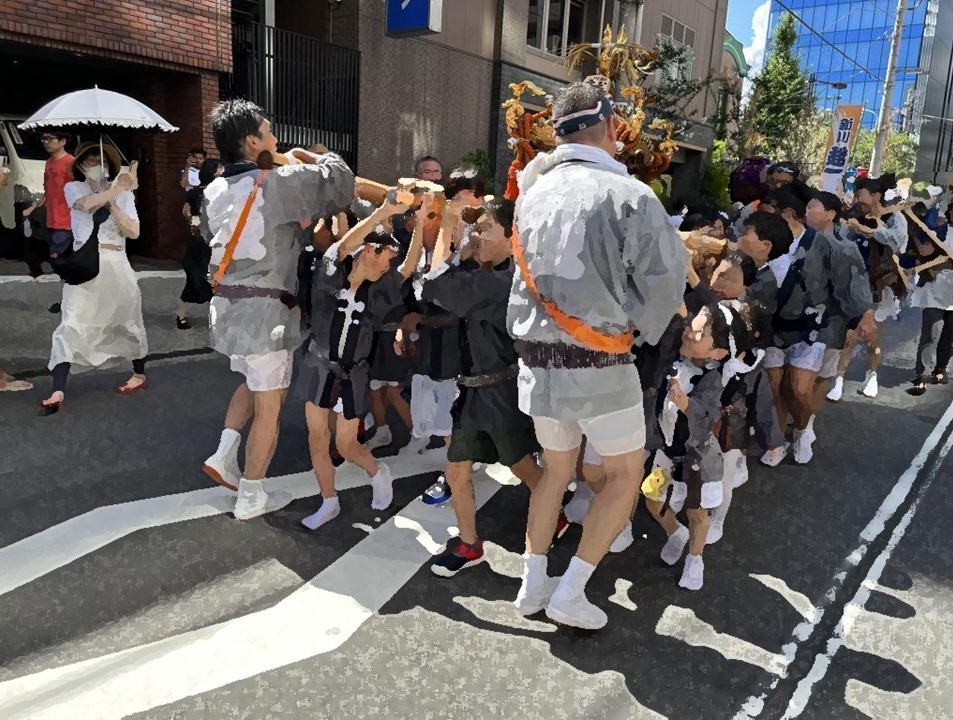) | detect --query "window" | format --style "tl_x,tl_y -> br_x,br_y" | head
656,14 -> 696,85
526,0 -> 588,58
